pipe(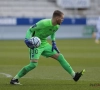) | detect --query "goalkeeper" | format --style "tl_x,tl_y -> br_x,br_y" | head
10,10 -> 85,85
